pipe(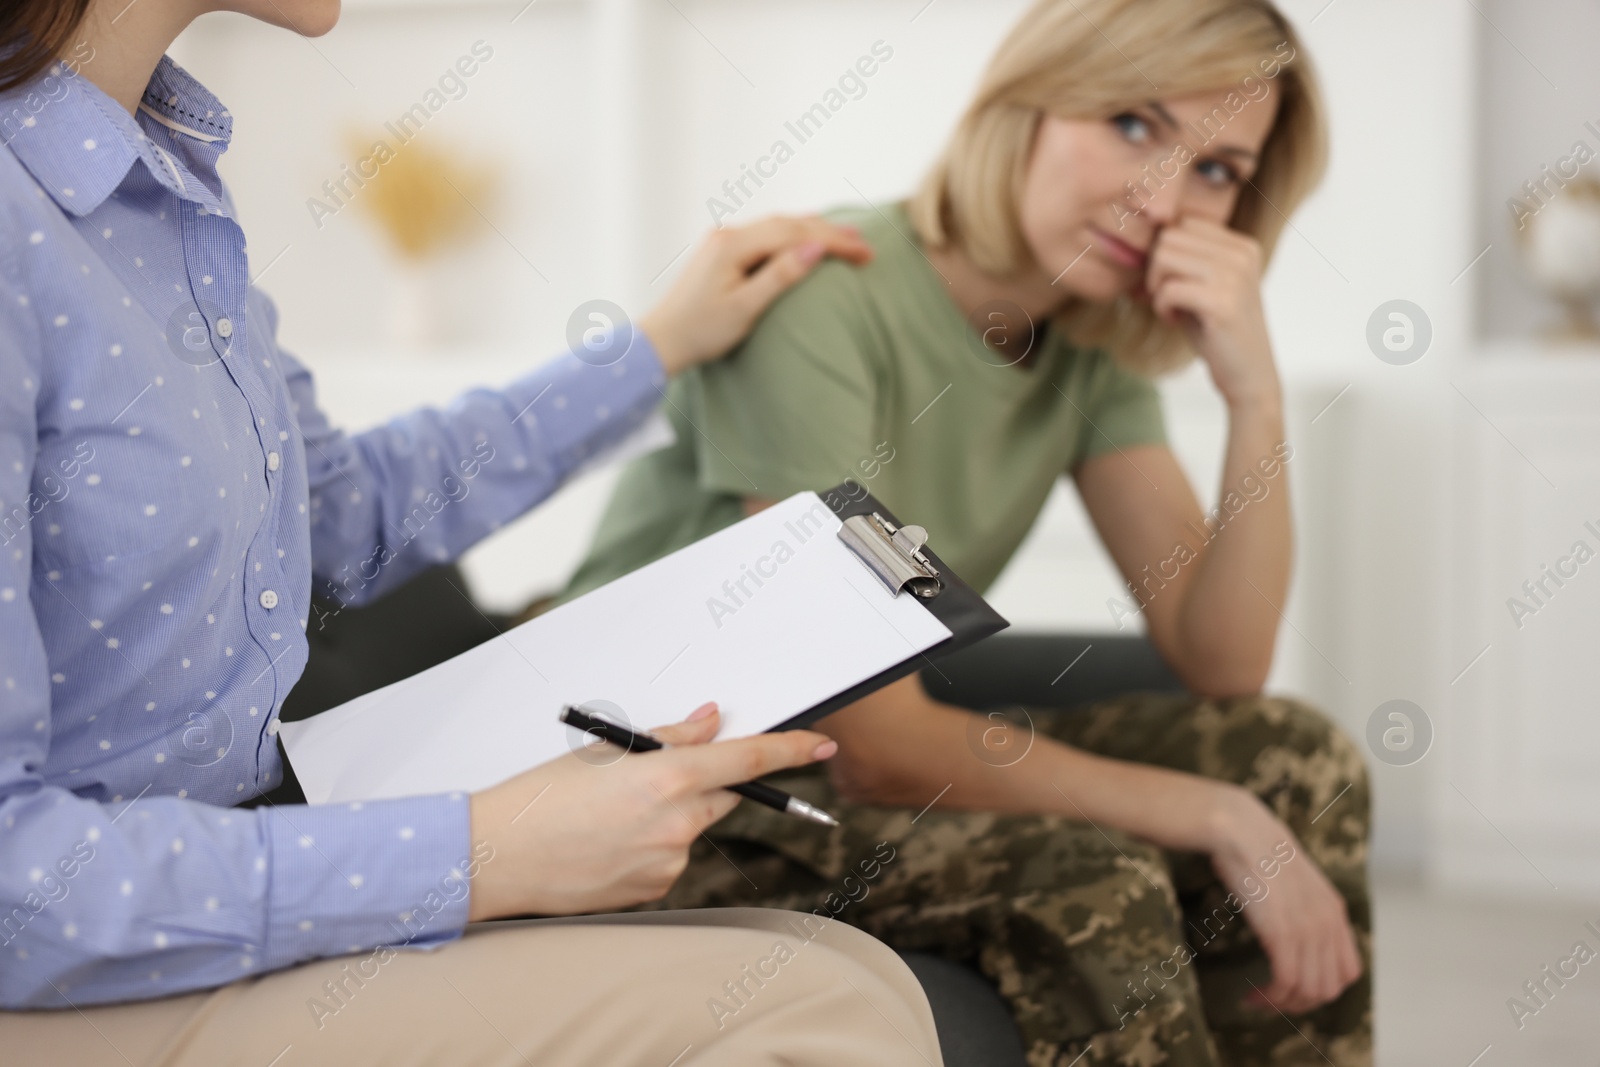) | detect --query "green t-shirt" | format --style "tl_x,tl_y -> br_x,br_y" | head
561,201 -> 1166,601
